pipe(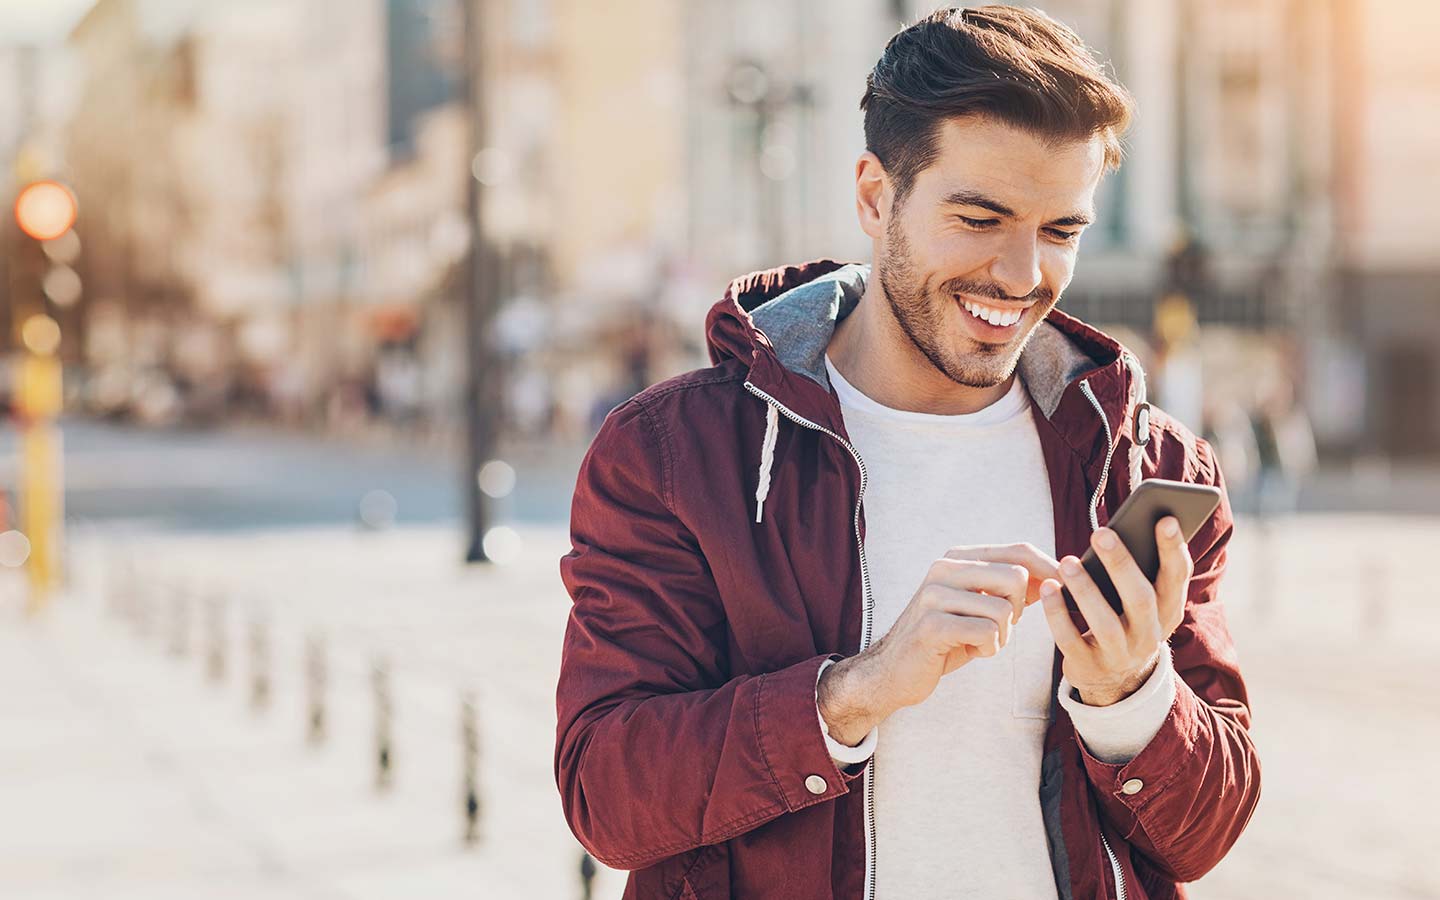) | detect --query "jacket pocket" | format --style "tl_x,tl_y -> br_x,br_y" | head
1011,608 -> 1055,719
